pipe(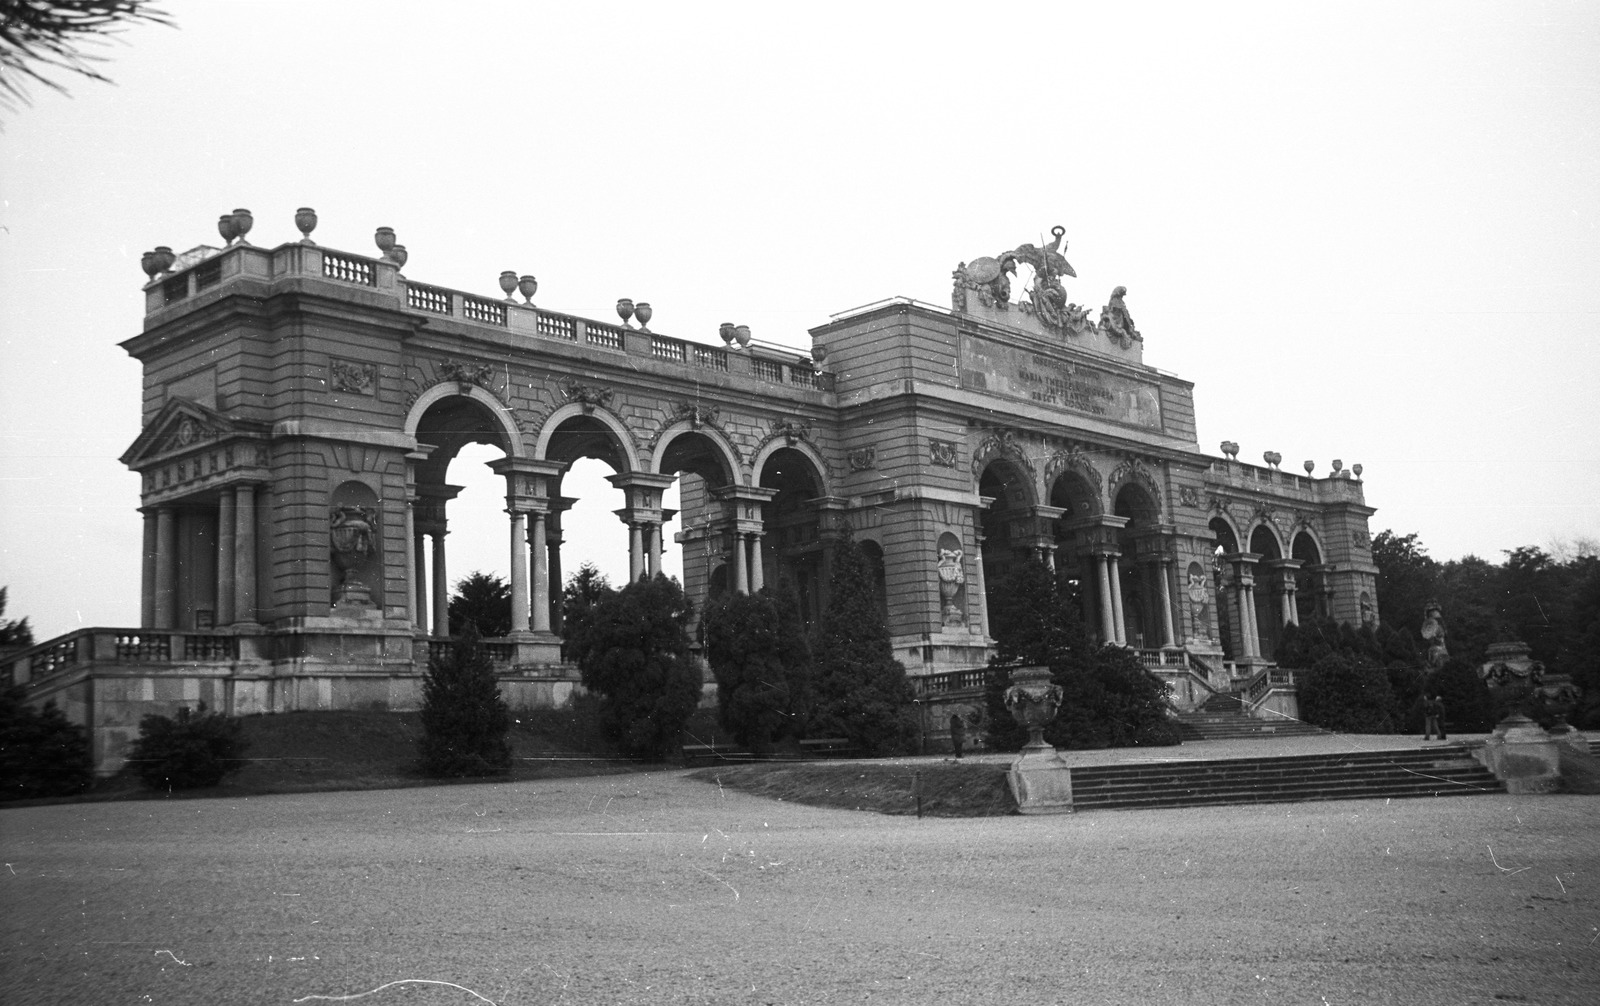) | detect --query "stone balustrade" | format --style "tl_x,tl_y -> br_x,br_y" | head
141,240 -> 832,392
